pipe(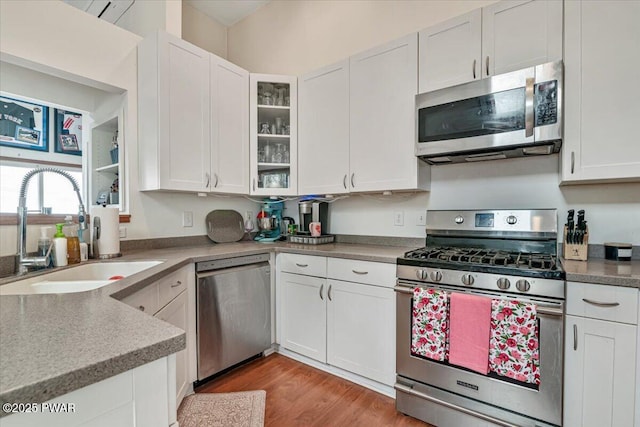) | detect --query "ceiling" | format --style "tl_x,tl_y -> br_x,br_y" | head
185,0 -> 271,27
